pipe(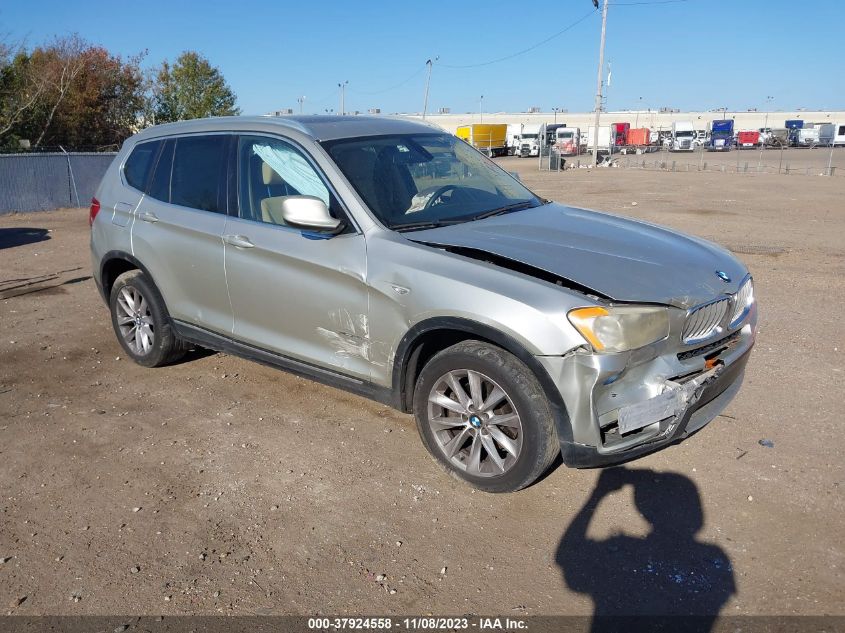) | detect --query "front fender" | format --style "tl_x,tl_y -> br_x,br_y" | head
390,316 -> 574,444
